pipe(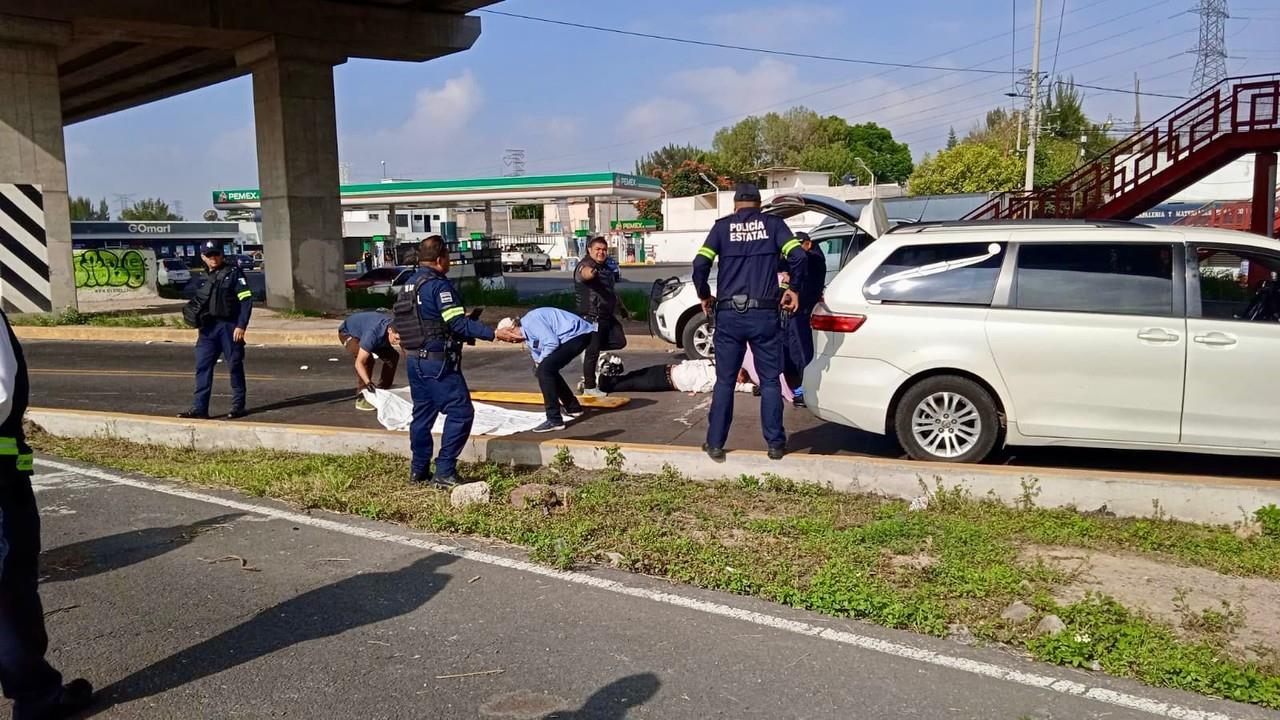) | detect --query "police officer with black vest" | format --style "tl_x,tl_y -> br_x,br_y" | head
692,182 -> 808,461
0,310 -> 95,719
575,236 -> 627,397
179,240 -> 253,419
395,236 -> 517,486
